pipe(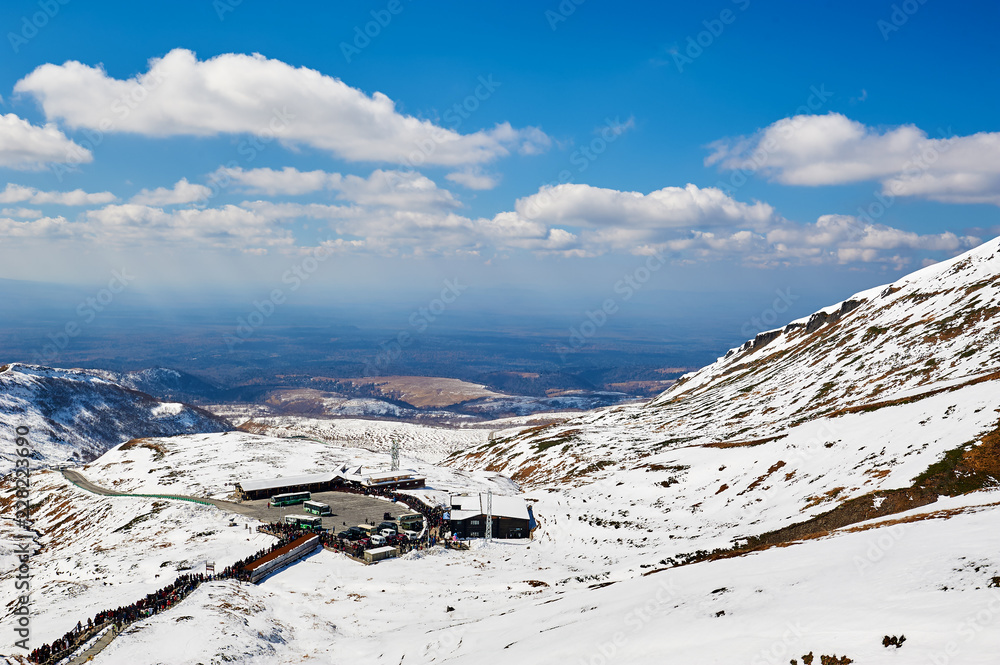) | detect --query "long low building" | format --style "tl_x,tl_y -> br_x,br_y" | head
234,472 -> 341,501
339,466 -> 426,491
448,494 -> 533,539
235,467 -> 426,500
361,470 -> 425,490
